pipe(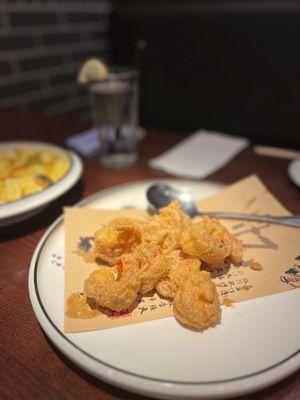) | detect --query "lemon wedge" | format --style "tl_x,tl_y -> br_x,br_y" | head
78,58 -> 109,84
